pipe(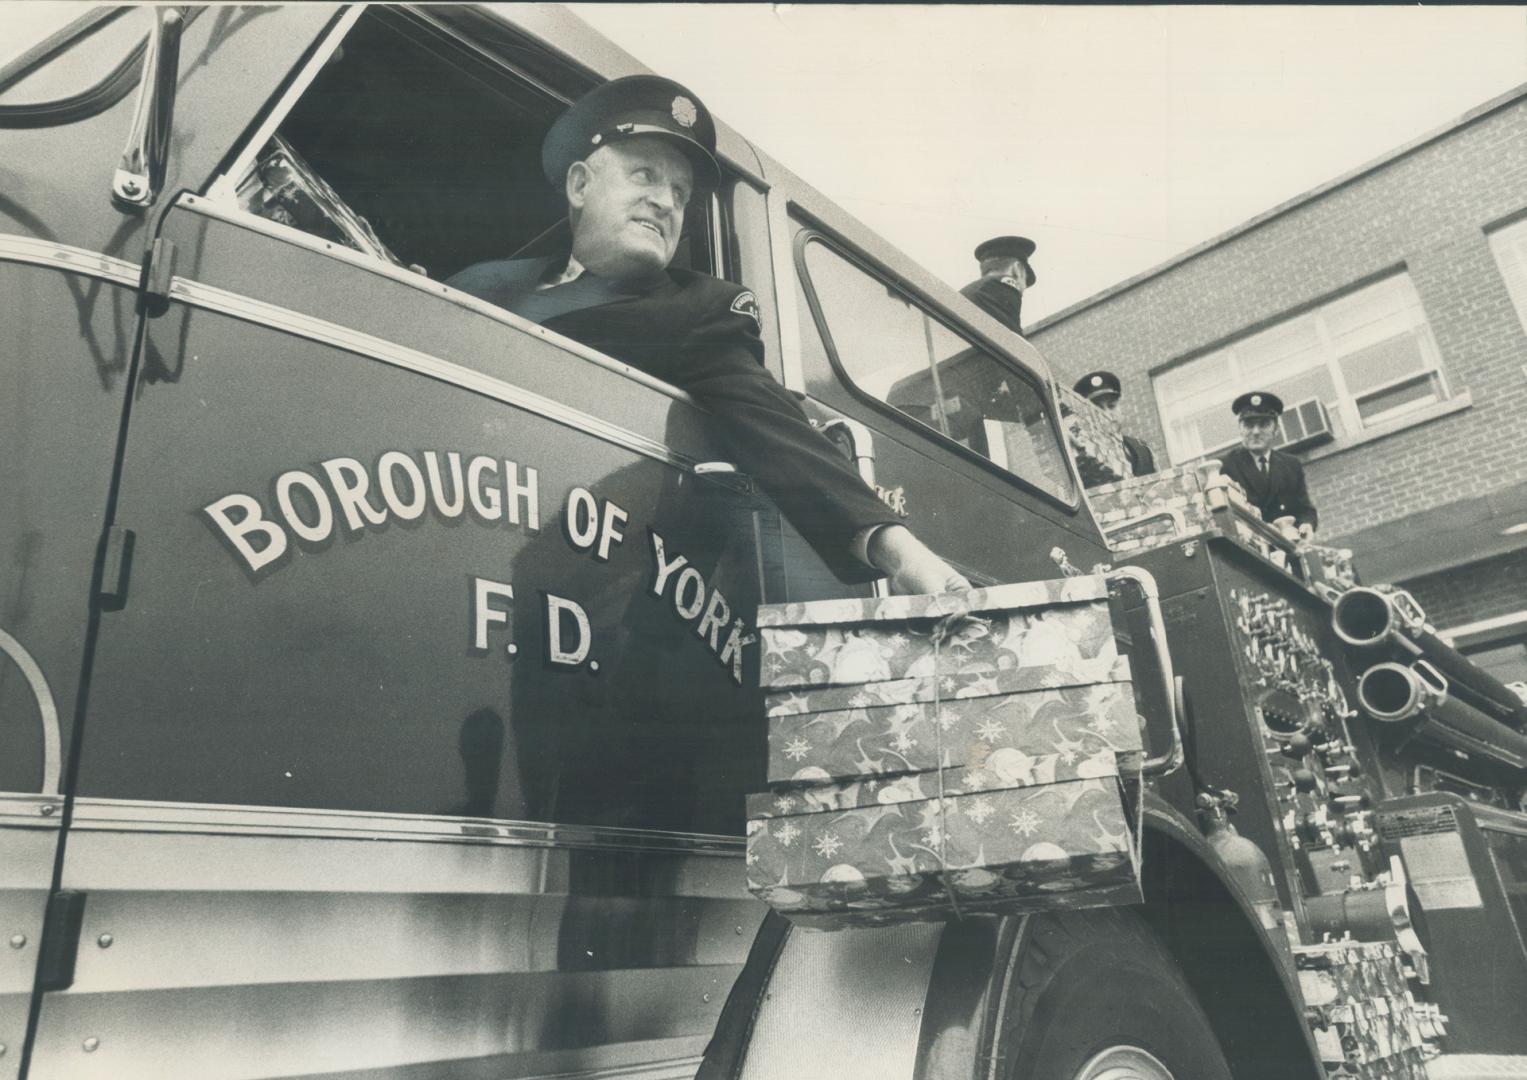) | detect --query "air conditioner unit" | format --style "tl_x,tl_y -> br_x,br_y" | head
1275,398 -> 1335,451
